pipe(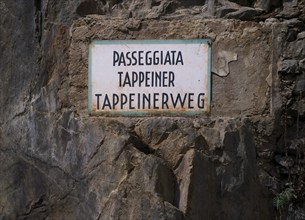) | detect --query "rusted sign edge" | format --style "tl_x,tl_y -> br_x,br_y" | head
88,43 -> 92,113
91,39 -> 211,45
207,39 -> 212,114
